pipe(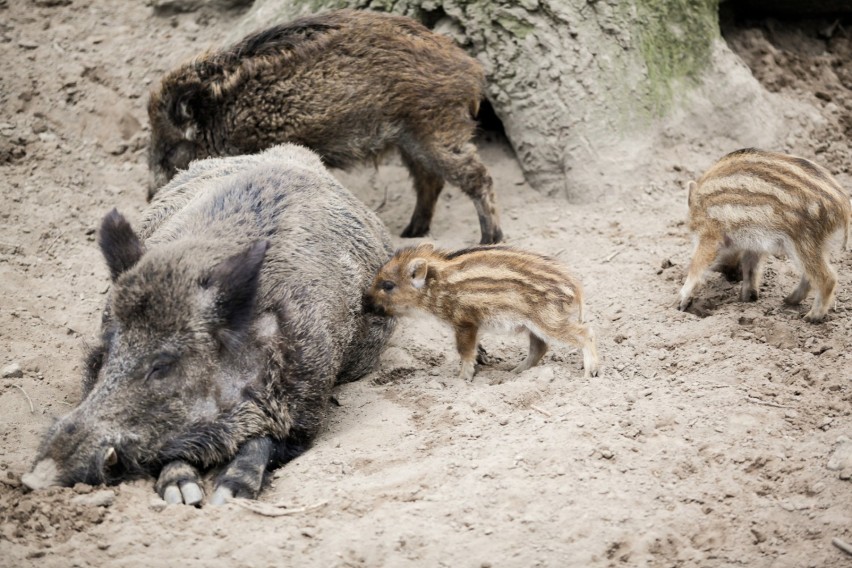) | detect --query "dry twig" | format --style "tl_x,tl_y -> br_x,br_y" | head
530,405 -> 552,417
14,385 -> 34,413
833,537 -> 852,557
232,499 -> 328,518
745,396 -> 789,409
602,247 -> 625,263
